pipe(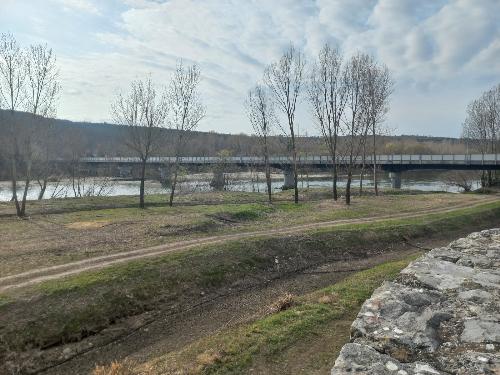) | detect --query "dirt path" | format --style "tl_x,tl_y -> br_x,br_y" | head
1,197 -> 497,292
